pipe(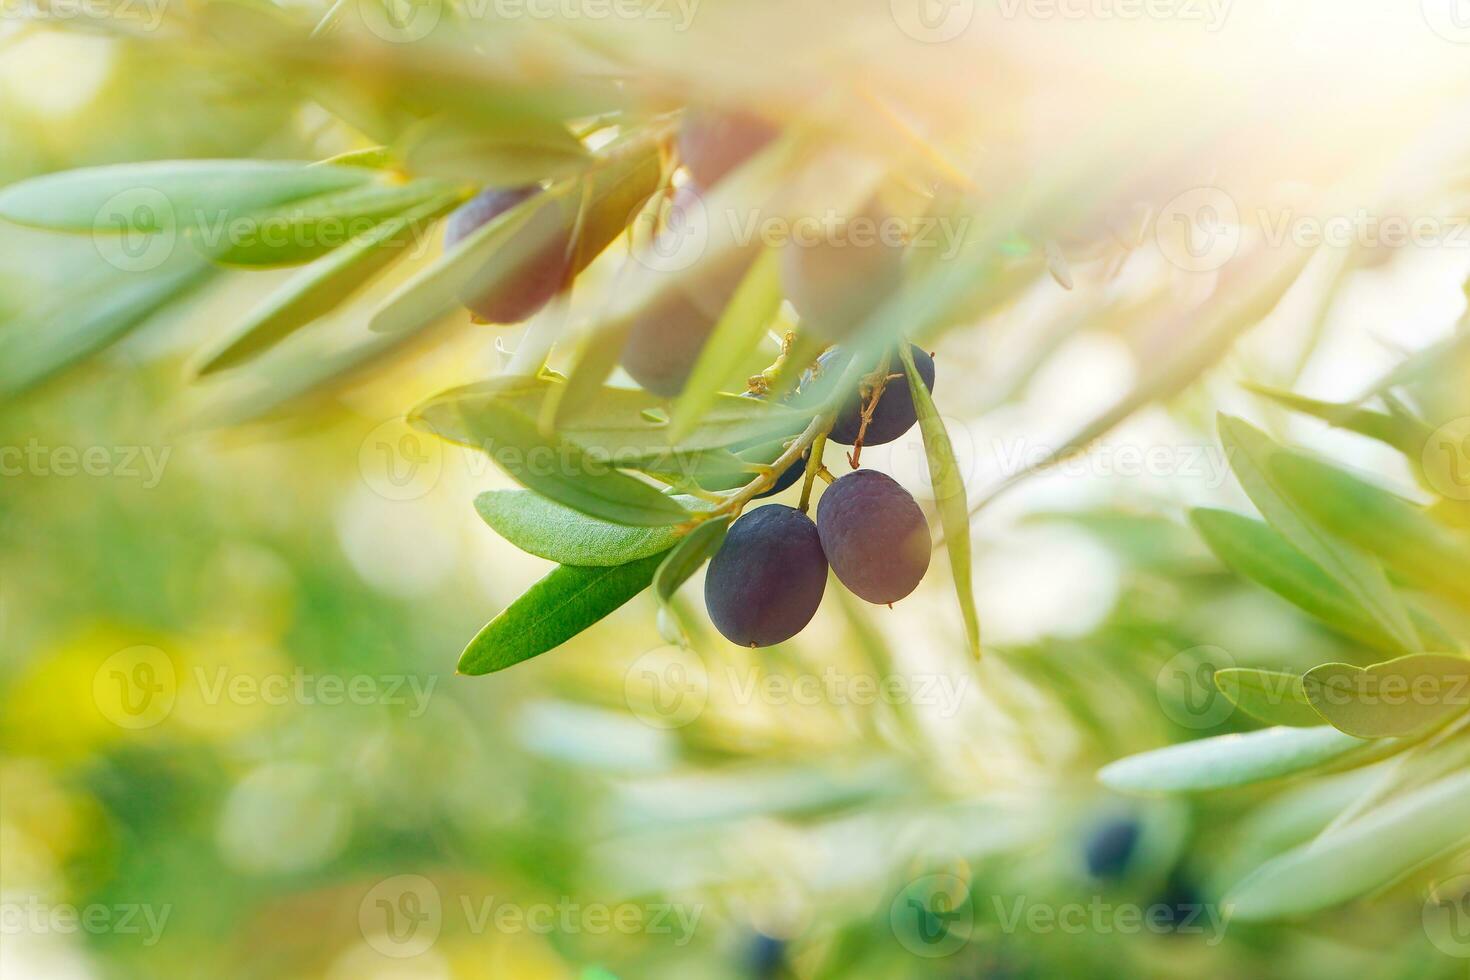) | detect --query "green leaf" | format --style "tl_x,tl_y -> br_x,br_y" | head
668,248 -> 783,441
192,193 -> 460,375
1269,452 -> 1470,605
1215,668 -> 1322,728
412,390 -> 690,527
1302,654 -> 1470,739
653,517 -> 730,605
1225,770 -> 1470,920
202,179 -> 452,267
413,375 -> 810,462
1243,382 -> 1430,455
399,115 -> 591,187
898,342 -> 979,658
458,552 -> 667,675
0,160 -> 370,232
0,260 -> 212,399
1098,726 -> 1388,793
474,489 -> 703,566
1190,508 -> 1448,654
1218,415 -> 1419,652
